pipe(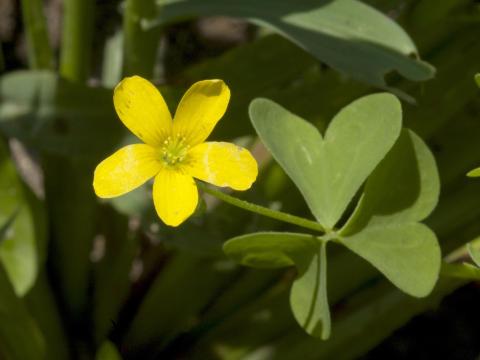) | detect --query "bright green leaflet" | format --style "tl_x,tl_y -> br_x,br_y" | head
149,0 -> 434,97
249,94 -> 401,229
475,73 -> 480,87
290,241 -> 330,340
339,223 -> 440,297
341,129 -> 440,233
0,139 -> 43,296
339,129 -> 441,297
223,232 -> 331,339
